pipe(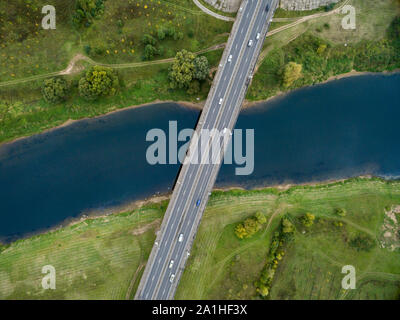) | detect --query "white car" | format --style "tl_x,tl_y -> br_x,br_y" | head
248,39 -> 253,47
256,33 -> 261,40
178,234 -> 184,242
169,260 -> 174,269
228,55 -> 233,63
170,274 -> 175,283
219,98 -> 223,105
